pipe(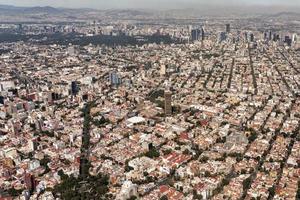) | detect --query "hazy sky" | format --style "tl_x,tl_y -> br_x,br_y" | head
0,0 -> 299,9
